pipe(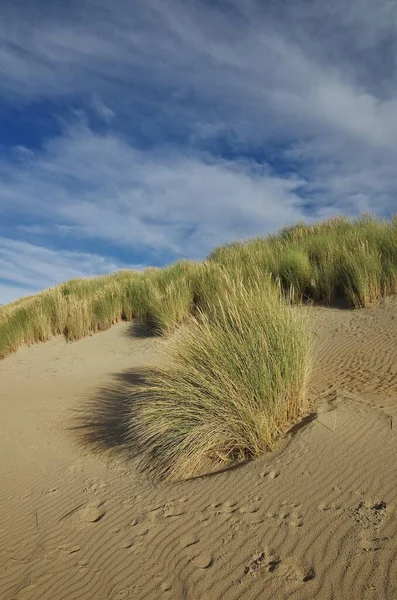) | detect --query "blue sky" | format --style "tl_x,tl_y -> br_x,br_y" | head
1,0 -> 397,303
